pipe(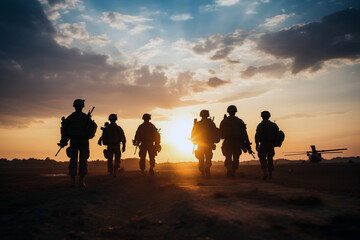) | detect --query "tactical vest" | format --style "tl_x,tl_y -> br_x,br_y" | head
220,116 -> 246,140
256,120 -> 279,143
102,123 -> 125,145
135,122 -> 157,143
191,119 -> 219,145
